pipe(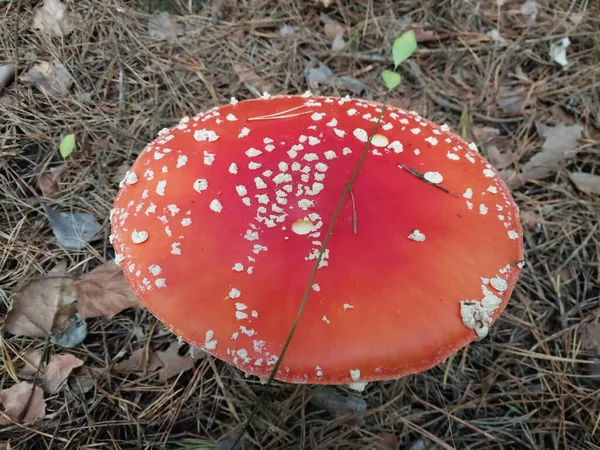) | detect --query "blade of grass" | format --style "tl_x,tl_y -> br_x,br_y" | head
230,101 -> 389,449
